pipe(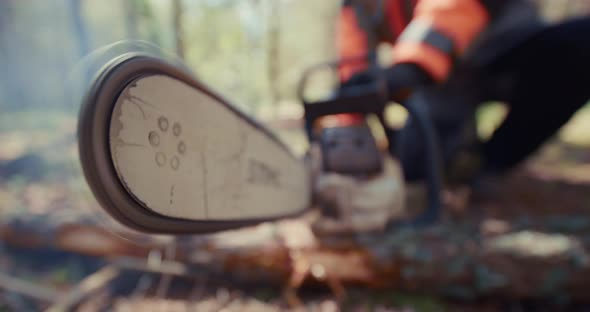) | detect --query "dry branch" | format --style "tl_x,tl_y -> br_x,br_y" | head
0,271 -> 61,302
47,266 -> 120,312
